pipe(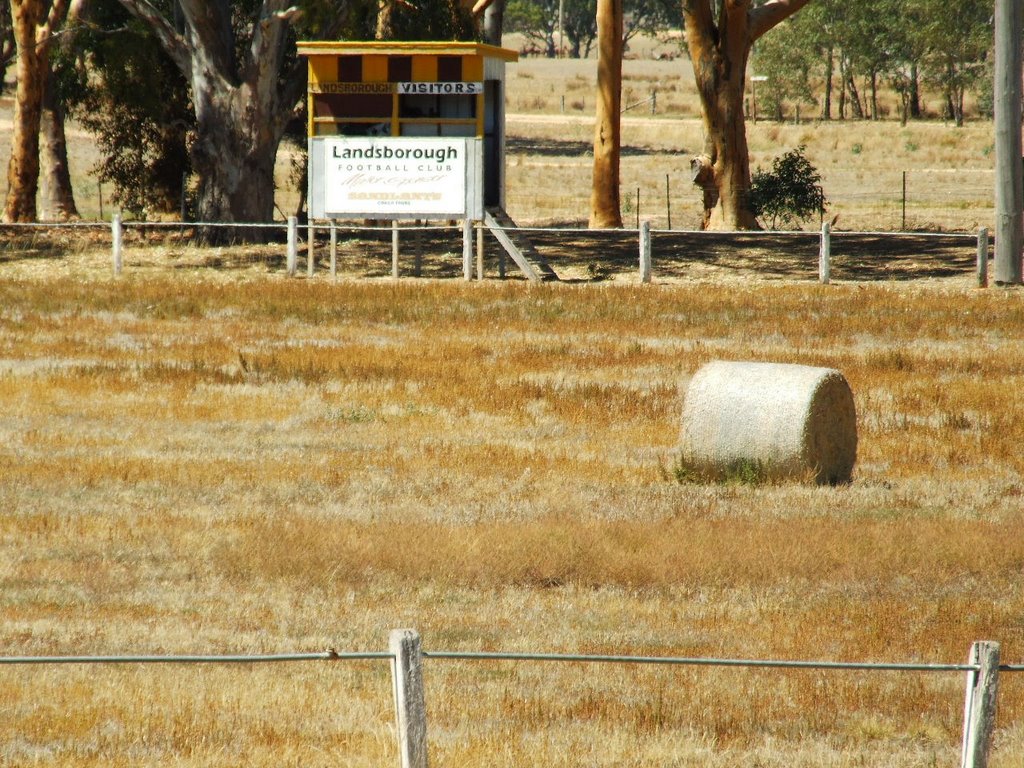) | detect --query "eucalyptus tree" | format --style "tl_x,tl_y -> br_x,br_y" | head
917,0 -> 991,126
110,0 -> 359,234
684,0 -> 813,230
3,0 -> 75,221
589,0 -> 622,227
